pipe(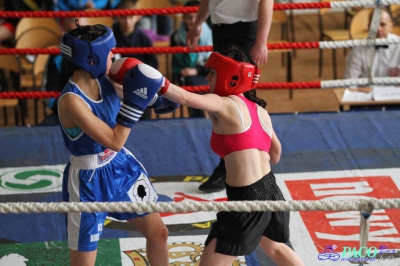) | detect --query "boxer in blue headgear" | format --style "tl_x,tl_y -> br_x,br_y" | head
60,21 -> 116,78
57,21 -> 171,266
